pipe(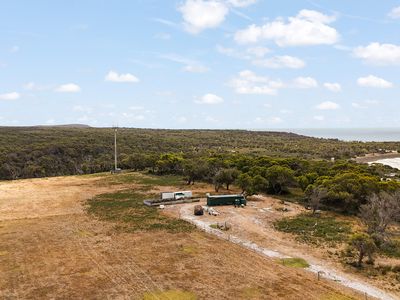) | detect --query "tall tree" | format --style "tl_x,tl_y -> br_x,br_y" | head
349,233 -> 377,267
307,186 -> 328,215
360,191 -> 400,242
264,165 -> 295,194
